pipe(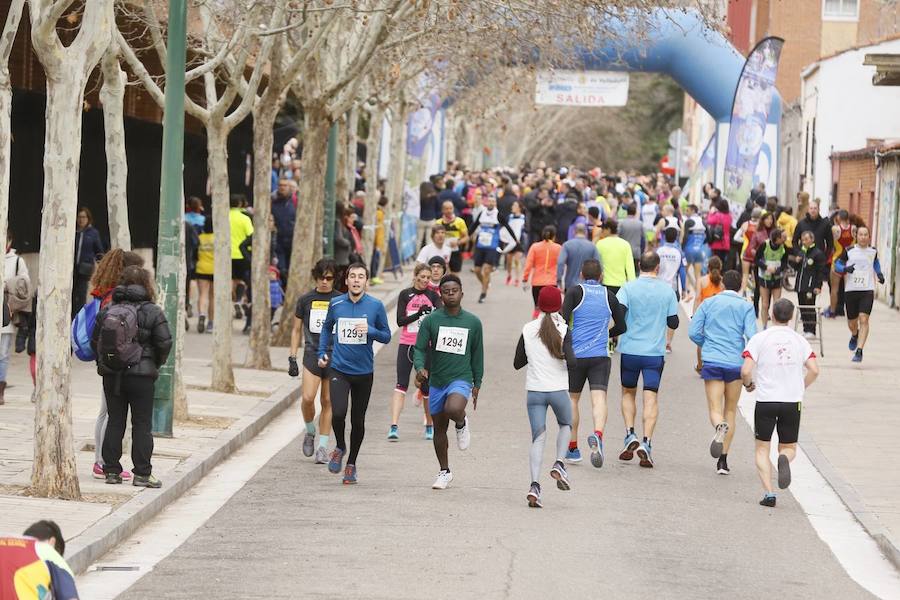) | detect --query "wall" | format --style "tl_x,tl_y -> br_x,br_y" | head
765,0 -> 823,104
834,153 -> 877,226
876,156 -> 900,306
801,37 -> 900,205
779,101 -> 804,206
